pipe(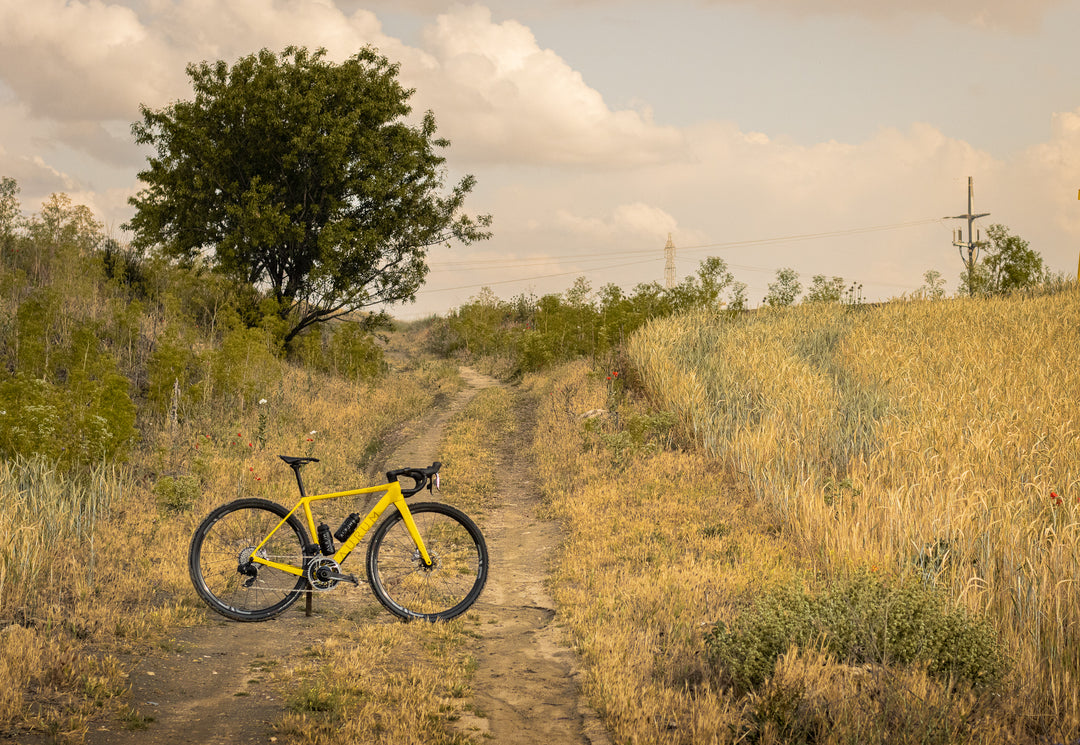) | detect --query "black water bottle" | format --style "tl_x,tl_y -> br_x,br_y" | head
317,523 -> 335,555
335,513 -> 361,542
